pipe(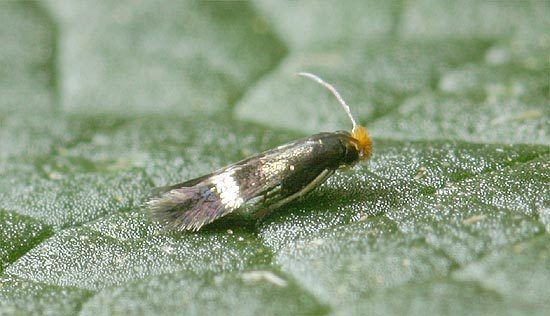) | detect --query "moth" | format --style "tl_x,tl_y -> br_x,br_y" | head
147,72 -> 373,231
